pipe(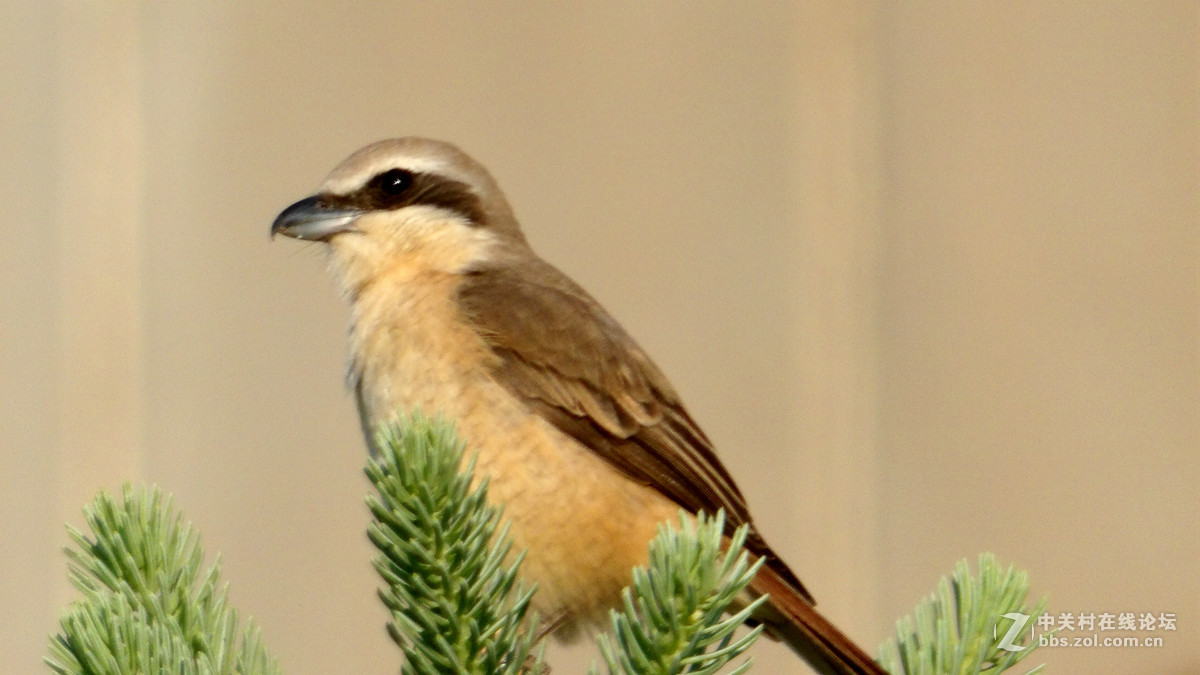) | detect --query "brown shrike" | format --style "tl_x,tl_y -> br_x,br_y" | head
272,138 -> 883,675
